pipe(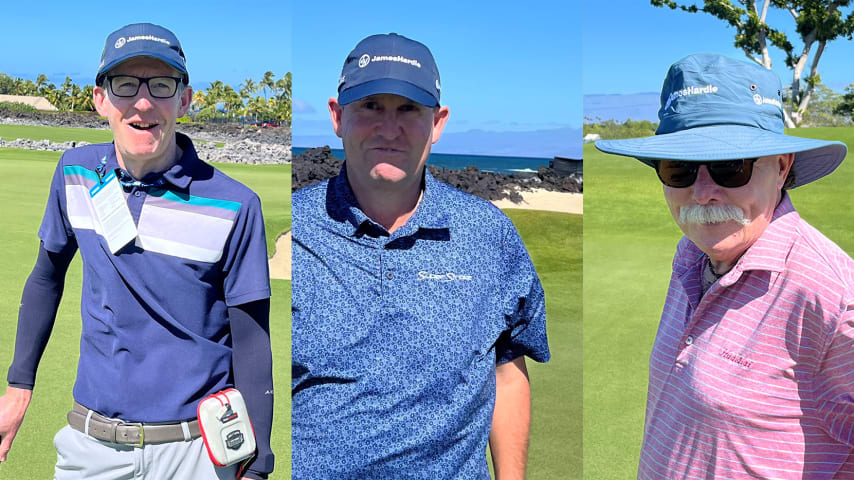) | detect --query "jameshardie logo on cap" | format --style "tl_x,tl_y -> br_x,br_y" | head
337,33 -> 441,107
96,23 -> 189,86
596,53 -> 847,188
